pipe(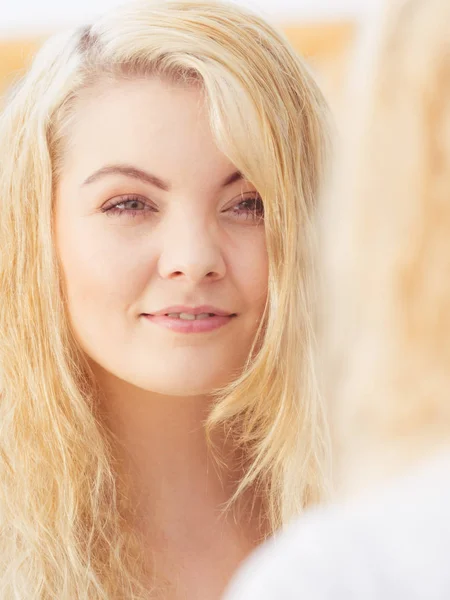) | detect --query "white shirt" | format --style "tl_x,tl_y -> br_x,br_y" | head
224,451 -> 450,600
